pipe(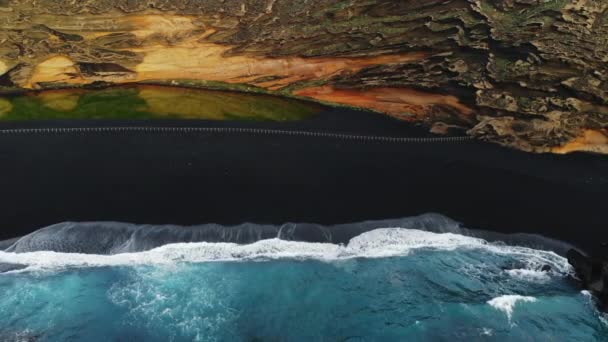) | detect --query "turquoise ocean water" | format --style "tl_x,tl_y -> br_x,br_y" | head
1,227 -> 607,341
